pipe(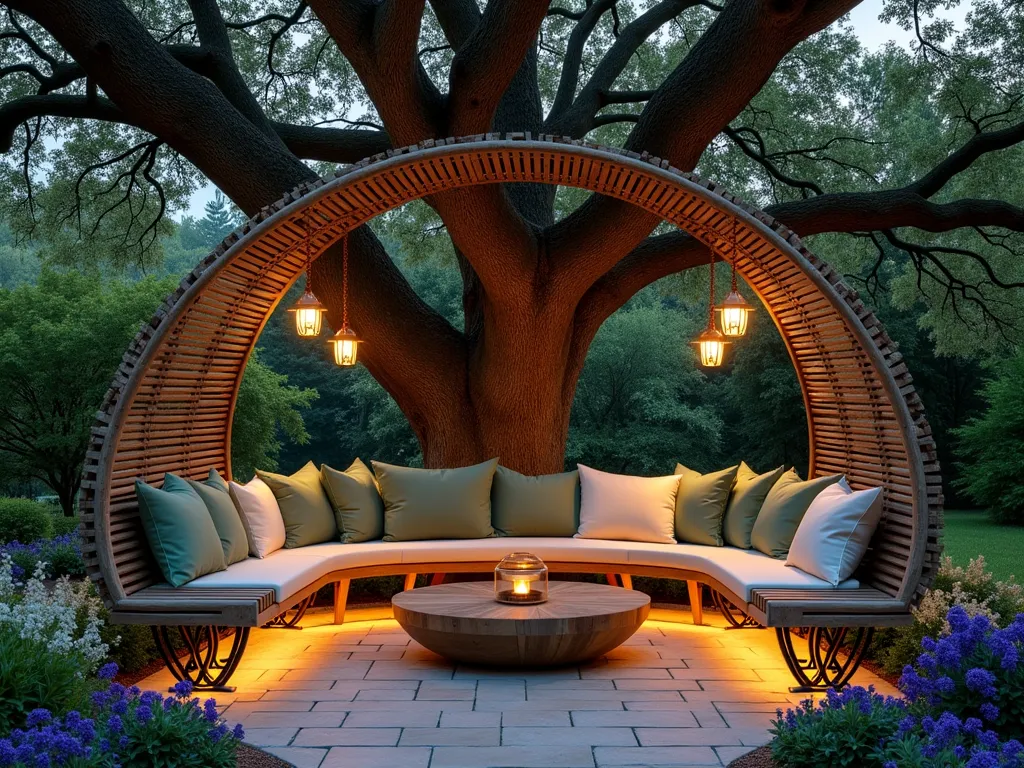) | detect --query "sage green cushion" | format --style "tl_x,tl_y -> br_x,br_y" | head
673,464 -> 738,546
136,474 -> 226,587
491,467 -> 580,537
257,462 -> 339,548
373,459 -> 498,542
321,459 -> 385,543
750,470 -> 842,559
186,469 -> 249,565
723,462 -> 786,549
